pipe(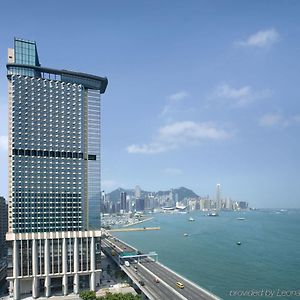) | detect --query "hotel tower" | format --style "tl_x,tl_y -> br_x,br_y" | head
6,38 -> 108,299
